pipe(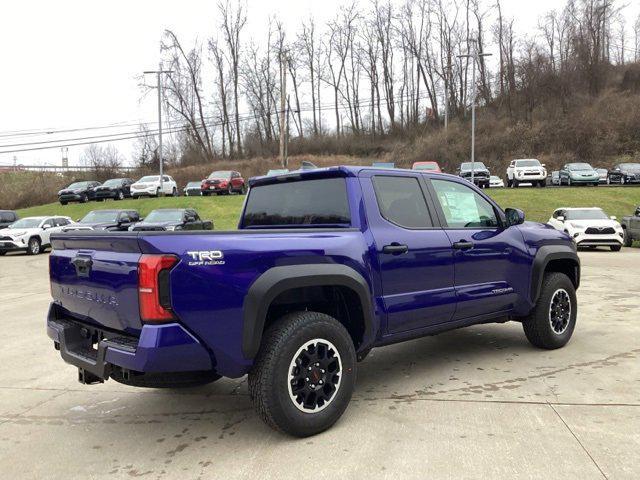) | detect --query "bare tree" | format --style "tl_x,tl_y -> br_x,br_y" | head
219,0 -> 247,157
161,30 -> 215,160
